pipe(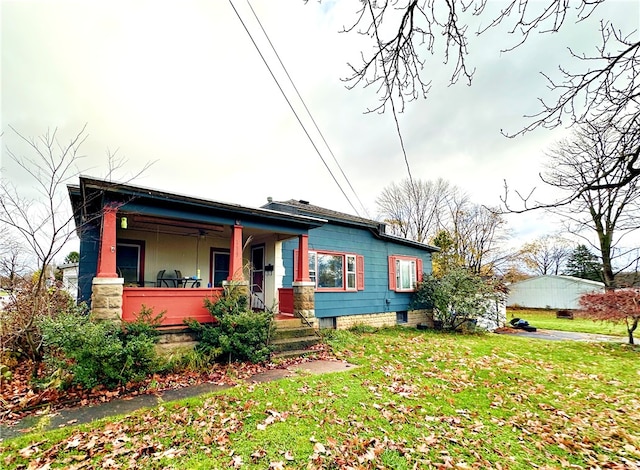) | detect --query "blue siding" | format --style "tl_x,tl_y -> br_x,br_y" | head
282,224 -> 432,318
78,222 -> 100,305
